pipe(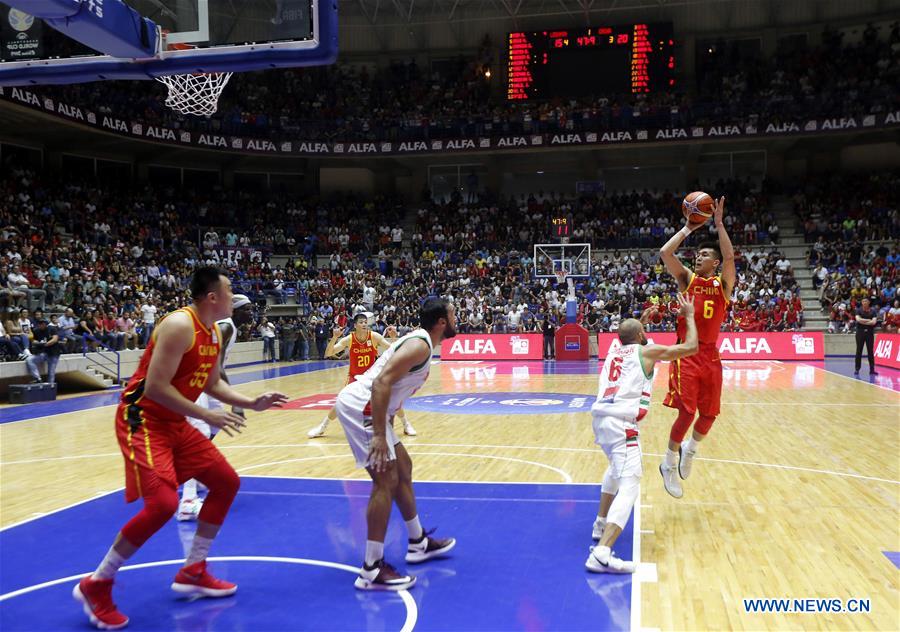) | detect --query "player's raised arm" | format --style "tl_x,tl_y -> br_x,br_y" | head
372,330 -> 396,353
712,197 -> 736,297
660,223 -> 701,292
325,328 -> 351,358
367,338 -> 431,472
640,295 -> 699,368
